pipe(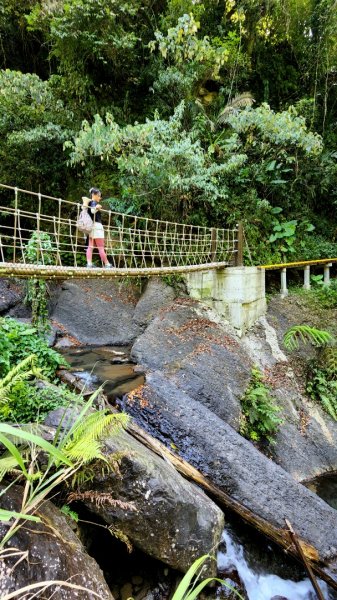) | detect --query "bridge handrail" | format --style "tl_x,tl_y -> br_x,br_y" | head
0,183 -> 240,272
0,183 -> 231,234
